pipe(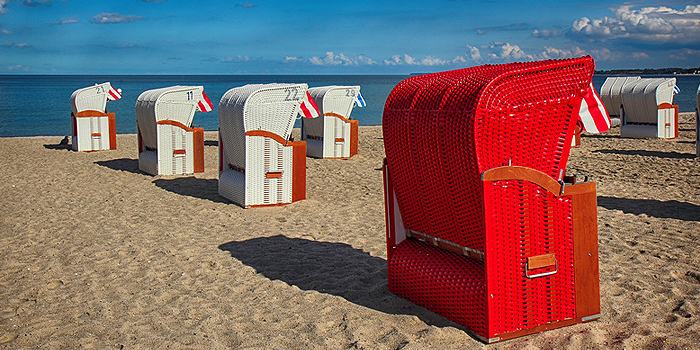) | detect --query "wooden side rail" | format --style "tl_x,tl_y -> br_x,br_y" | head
481,166 -> 596,197
246,130 -> 290,146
